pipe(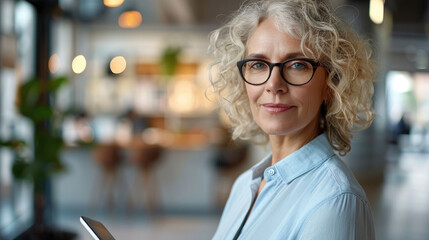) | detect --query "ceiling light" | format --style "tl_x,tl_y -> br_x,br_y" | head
103,0 -> 124,8
72,55 -> 86,74
118,10 -> 142,28
110,56 -> 127,74
48,53 -> 60,74
369,0 -> 384,24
